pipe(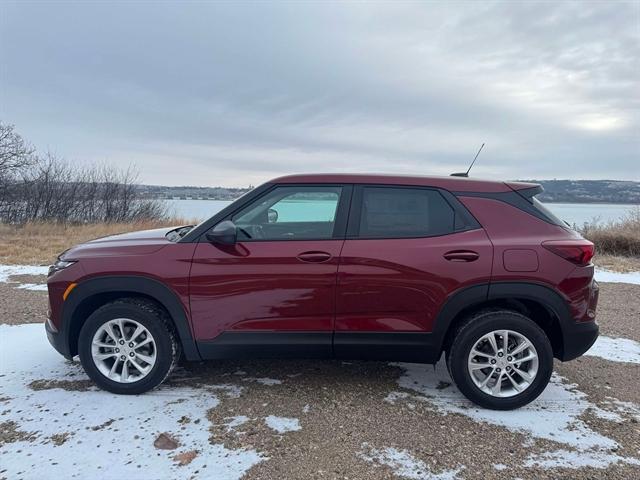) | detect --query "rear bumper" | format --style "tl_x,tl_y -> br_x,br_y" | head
558,275 -> 599,361
559,320 -> 599,362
